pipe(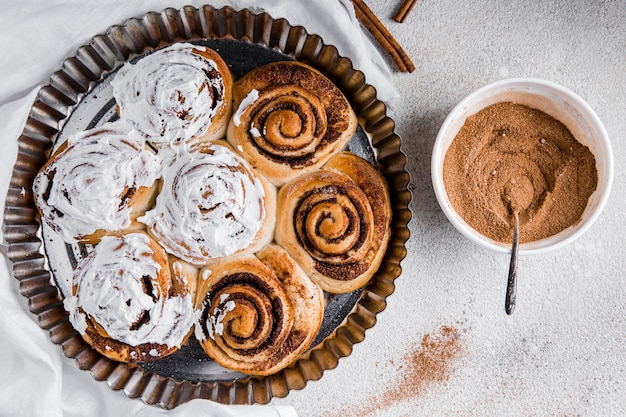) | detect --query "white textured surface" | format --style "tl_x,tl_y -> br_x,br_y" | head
1,1 -> 625,417
274,1 -> 626,416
